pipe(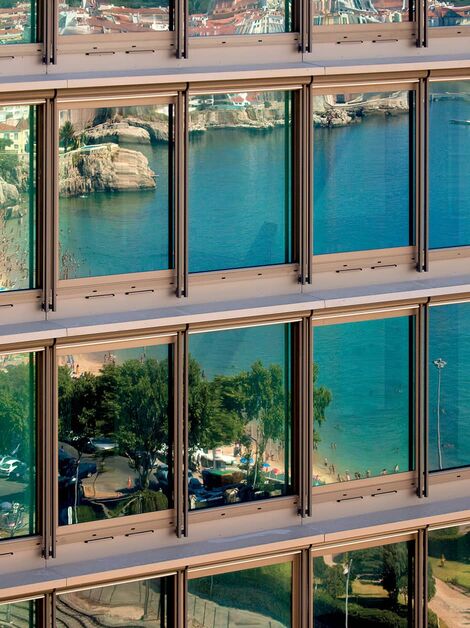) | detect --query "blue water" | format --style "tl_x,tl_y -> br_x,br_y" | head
429,303 -> 470,471
314,103 -> 413,255
313,317 -> 413,480
429,82 -> 470,249
189,127 -> 291,272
